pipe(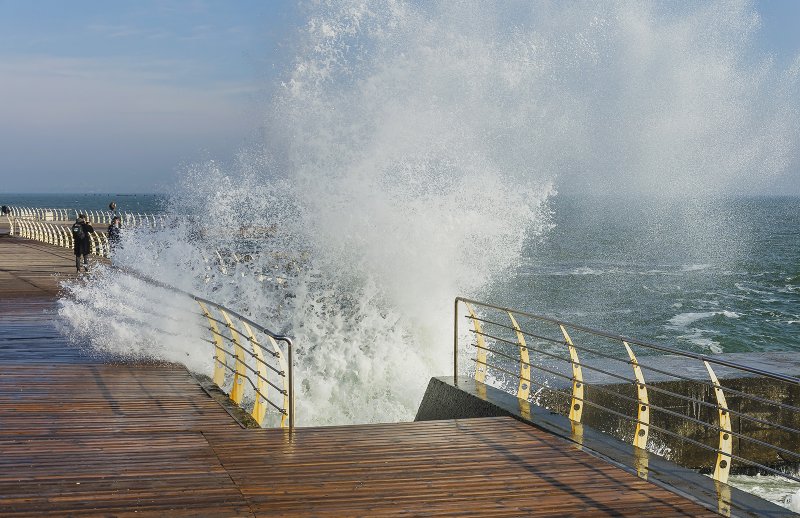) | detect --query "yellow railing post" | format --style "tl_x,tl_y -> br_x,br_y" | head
220,309 -> 246,405
464,302 -> 487,383
241,321 -> 269,426
704,361 -> 732,484
624,341 -> 650,449
508,312 -> 531,401
560,325 -> 584,423
197,301 -> 227,387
